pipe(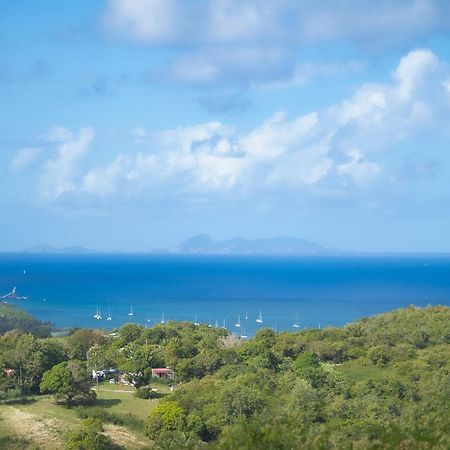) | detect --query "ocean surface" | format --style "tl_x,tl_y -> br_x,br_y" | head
1,254 -> 449,336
